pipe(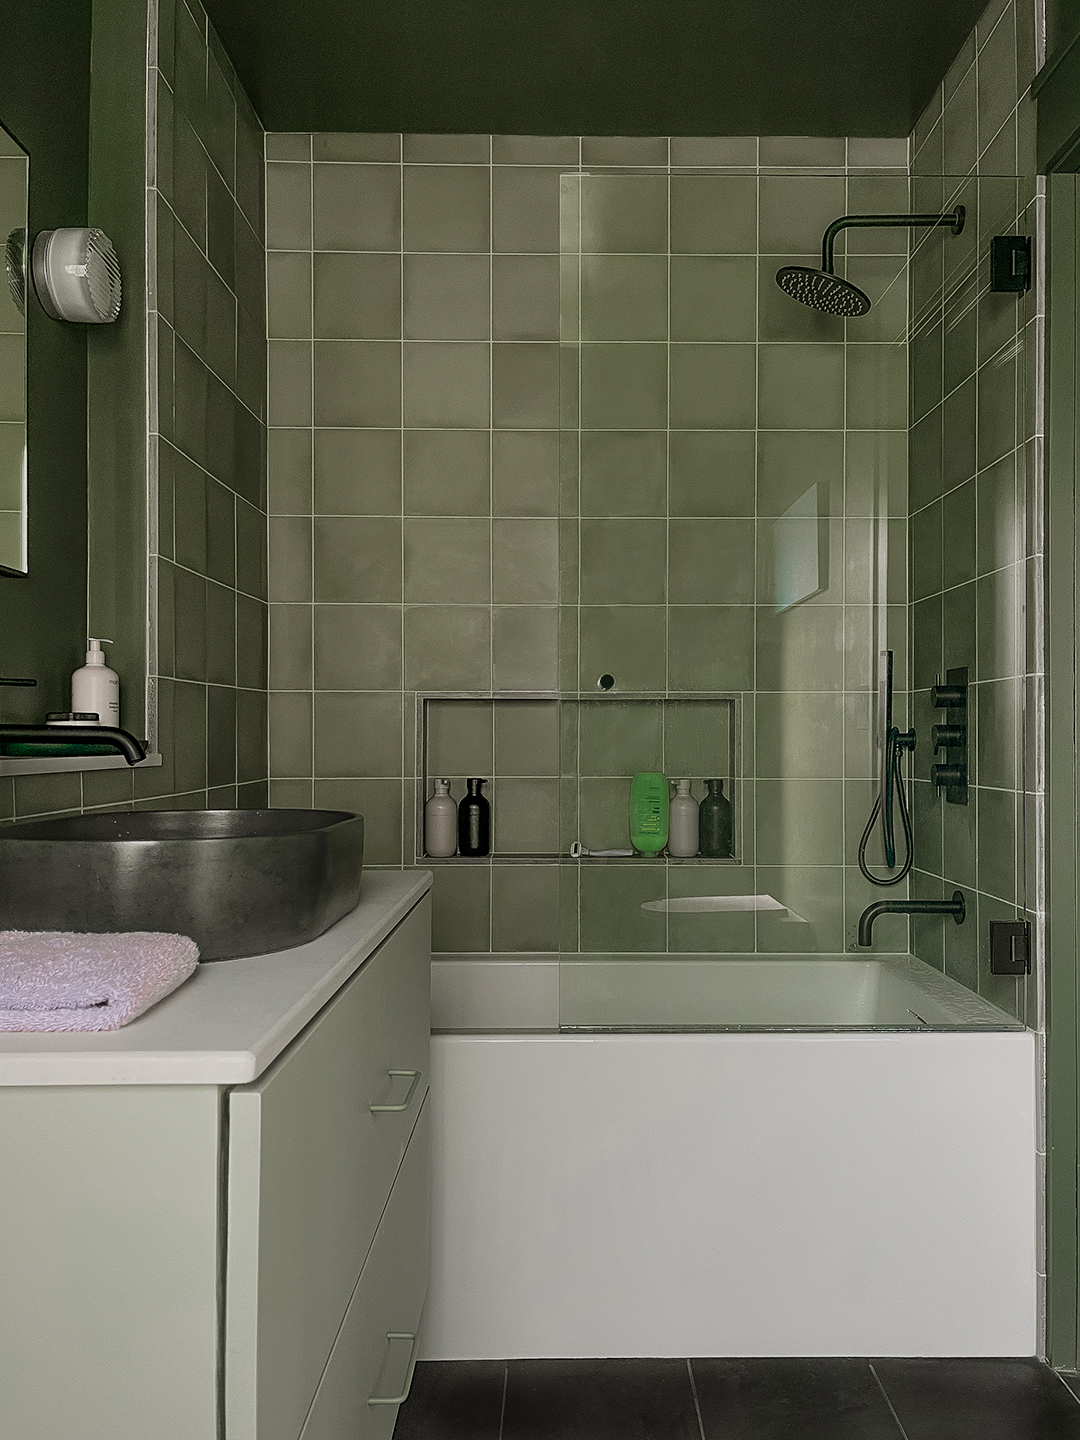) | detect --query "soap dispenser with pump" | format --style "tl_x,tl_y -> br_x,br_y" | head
71,638 -> 120,727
